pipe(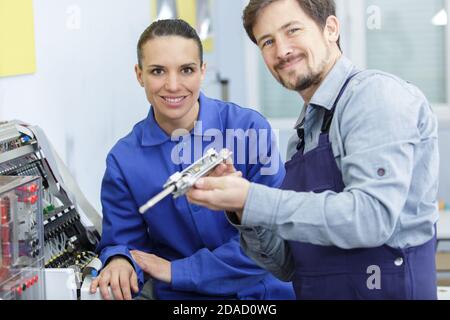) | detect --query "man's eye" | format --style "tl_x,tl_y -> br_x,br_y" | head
288,28 -> 300,35
262,39 -> 273,48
